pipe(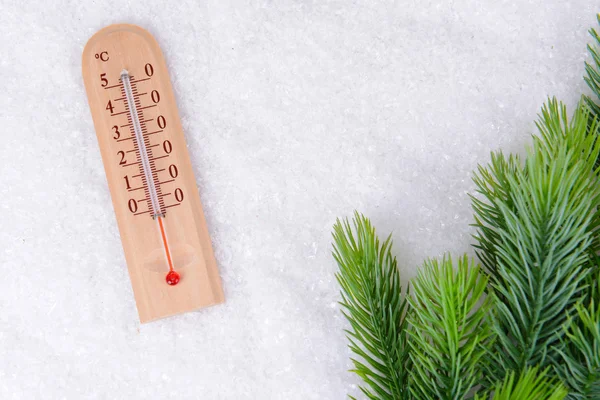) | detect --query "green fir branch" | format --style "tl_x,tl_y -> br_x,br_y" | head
332,212 -> 410,399
476,366 -> 568,400
471,99 -> 600,384
555,270 -> 600,399
330,16 -> 600,398
532,100 -> 600,261
554,17 -> 600,398
471,151 -> 522,285
407,255 -> 493,400
584,14 -> 600,121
